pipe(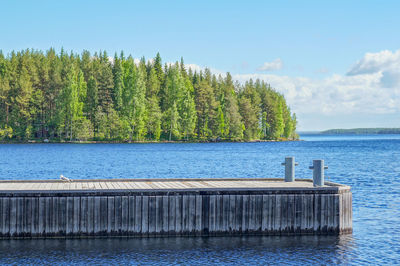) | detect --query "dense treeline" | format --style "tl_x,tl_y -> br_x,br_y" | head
0,49 -> 298,142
